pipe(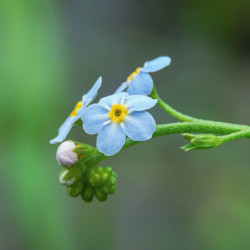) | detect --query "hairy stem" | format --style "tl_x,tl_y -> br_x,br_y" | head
220,130 -> 250,143
91,121 -> 250,163
123,122 -> 250,150
149,86 -> 195,122
150,86 -> 250,133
